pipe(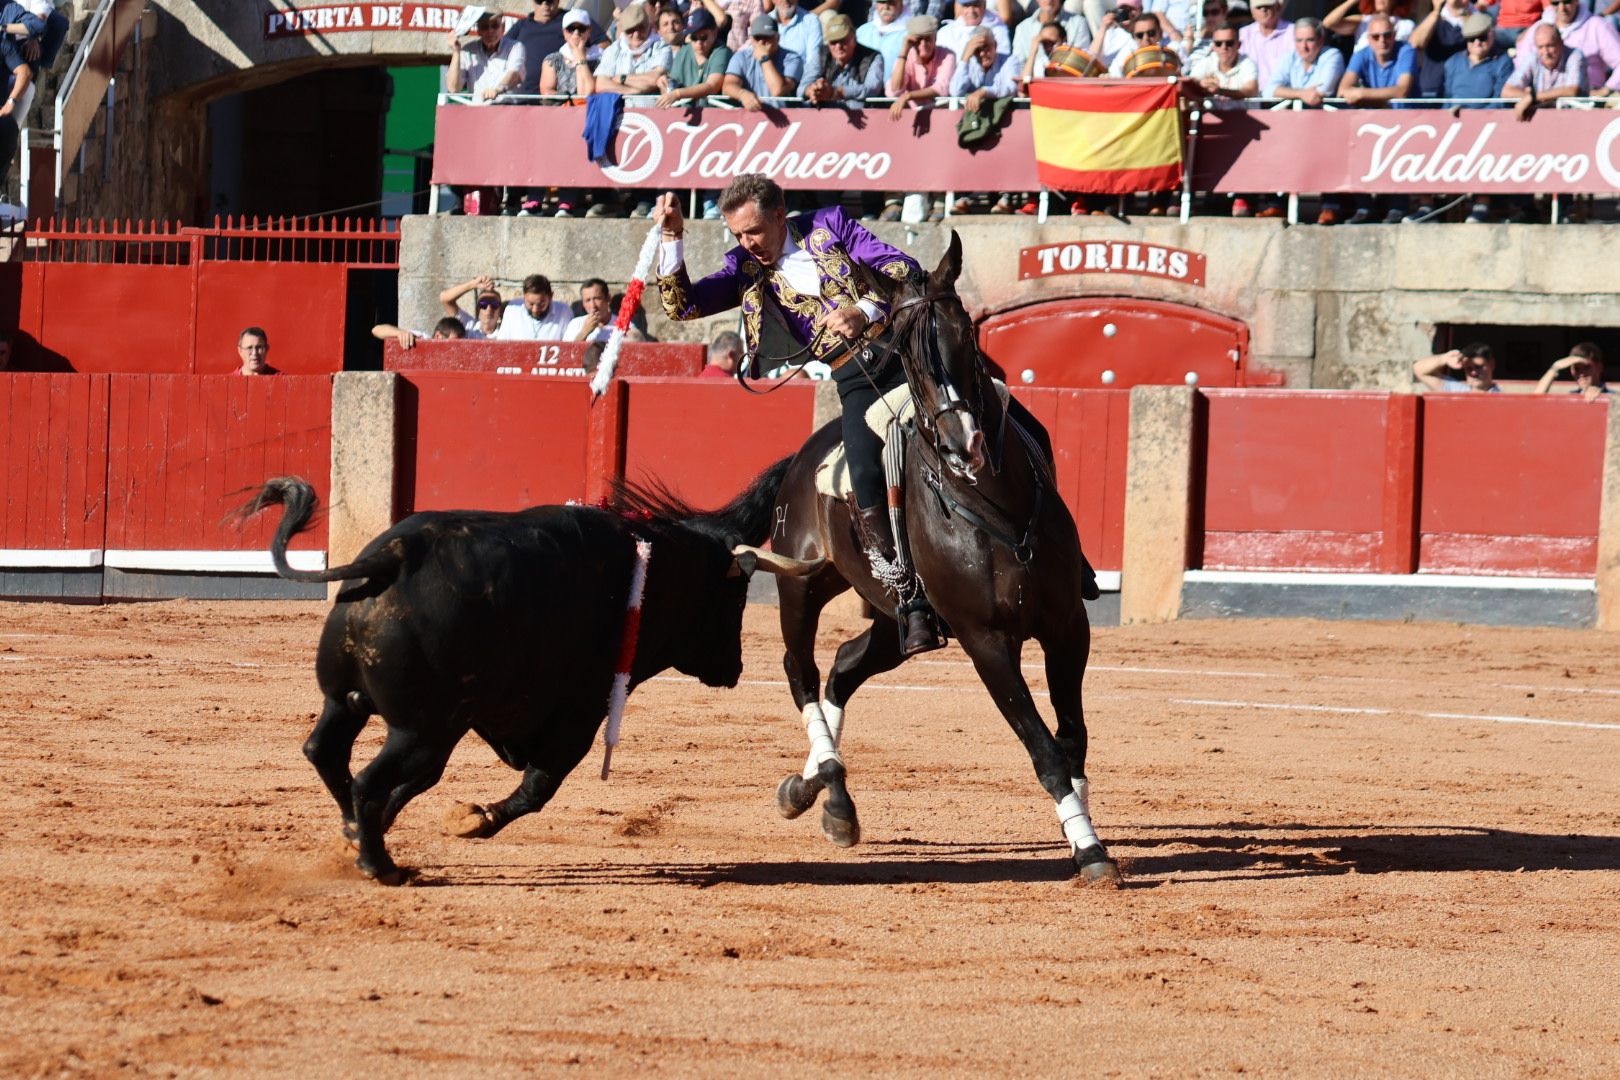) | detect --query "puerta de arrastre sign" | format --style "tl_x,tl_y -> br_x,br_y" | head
265,4 -> 514,38
1018,242 -> 1206,287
